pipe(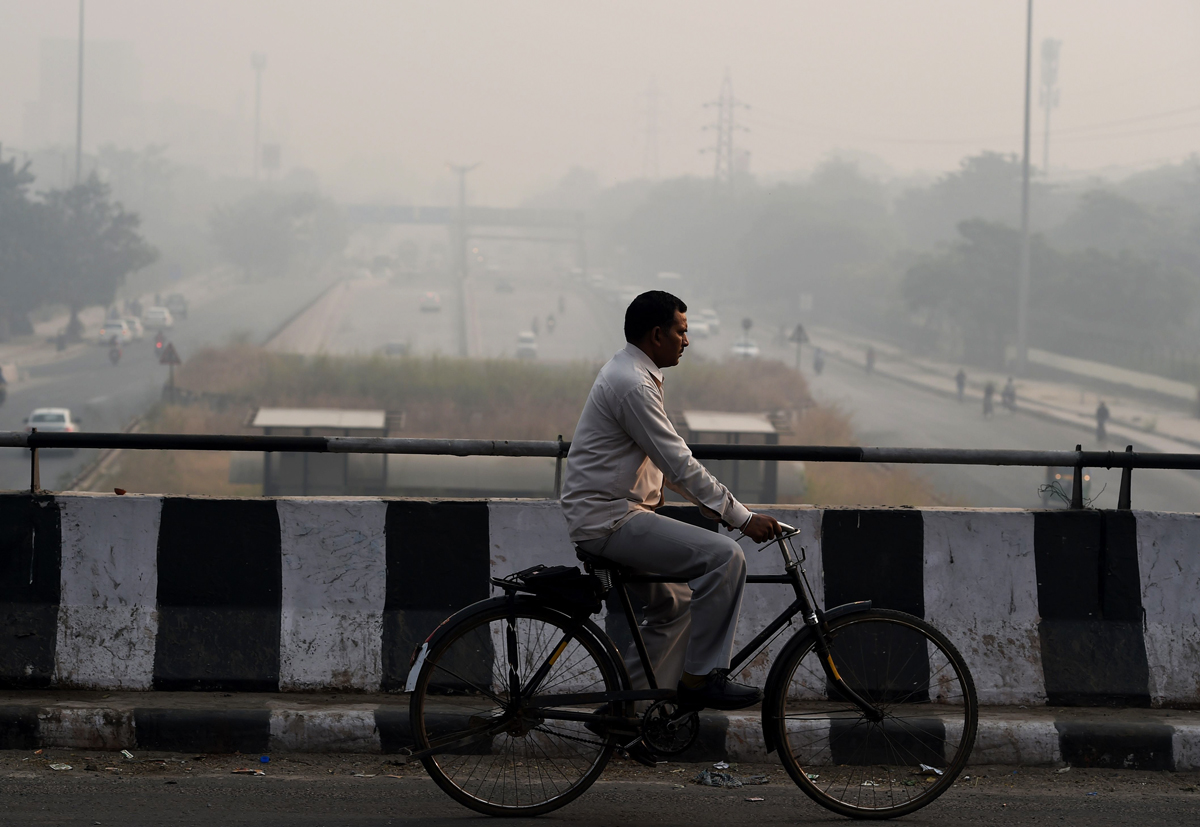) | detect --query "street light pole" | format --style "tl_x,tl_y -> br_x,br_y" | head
1015,0 -> 1034,374
74,0 -> 84,185
251,53 -> 266,180
447,162 -> 480,357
